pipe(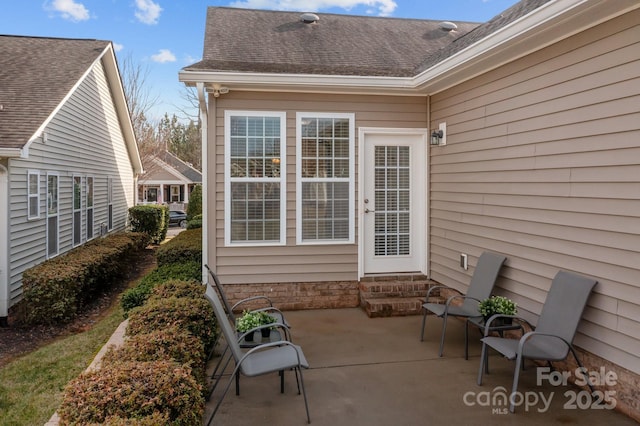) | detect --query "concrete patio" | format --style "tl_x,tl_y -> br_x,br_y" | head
205,308 -> 638,426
